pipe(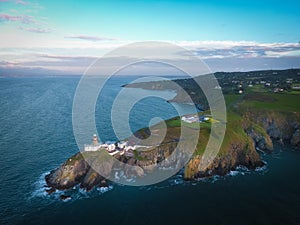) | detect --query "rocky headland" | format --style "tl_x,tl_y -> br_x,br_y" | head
45,108 -> 300,192
45,71 -> 300,193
